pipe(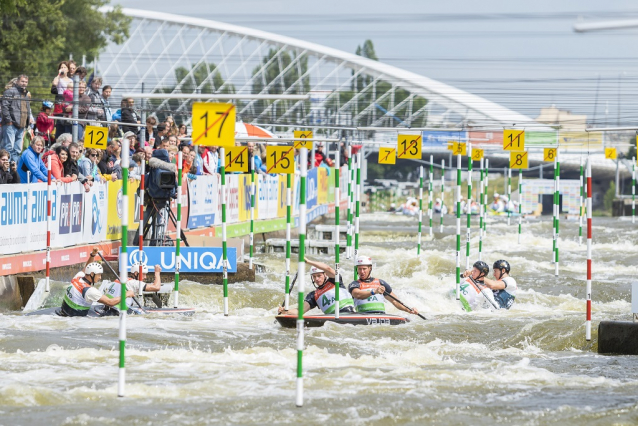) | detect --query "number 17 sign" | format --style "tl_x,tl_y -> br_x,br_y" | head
191,102 -> 236,147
